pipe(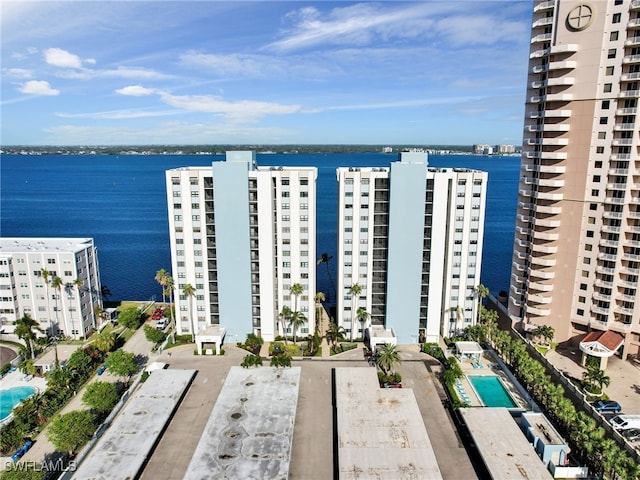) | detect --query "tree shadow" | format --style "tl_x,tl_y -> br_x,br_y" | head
553,340 -> 584,367
134,353 -> 148,369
